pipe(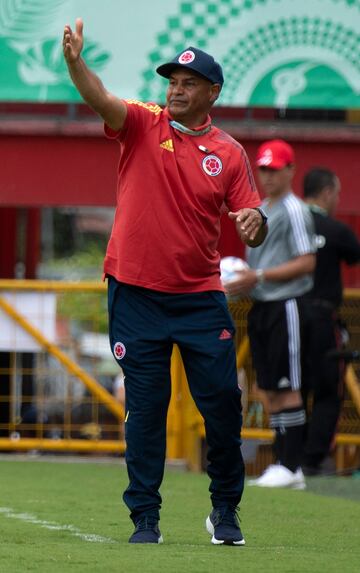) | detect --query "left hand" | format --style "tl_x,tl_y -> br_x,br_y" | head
228,208 -> 263,242
224,269 -> 258,296
63,18 -> 84,64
